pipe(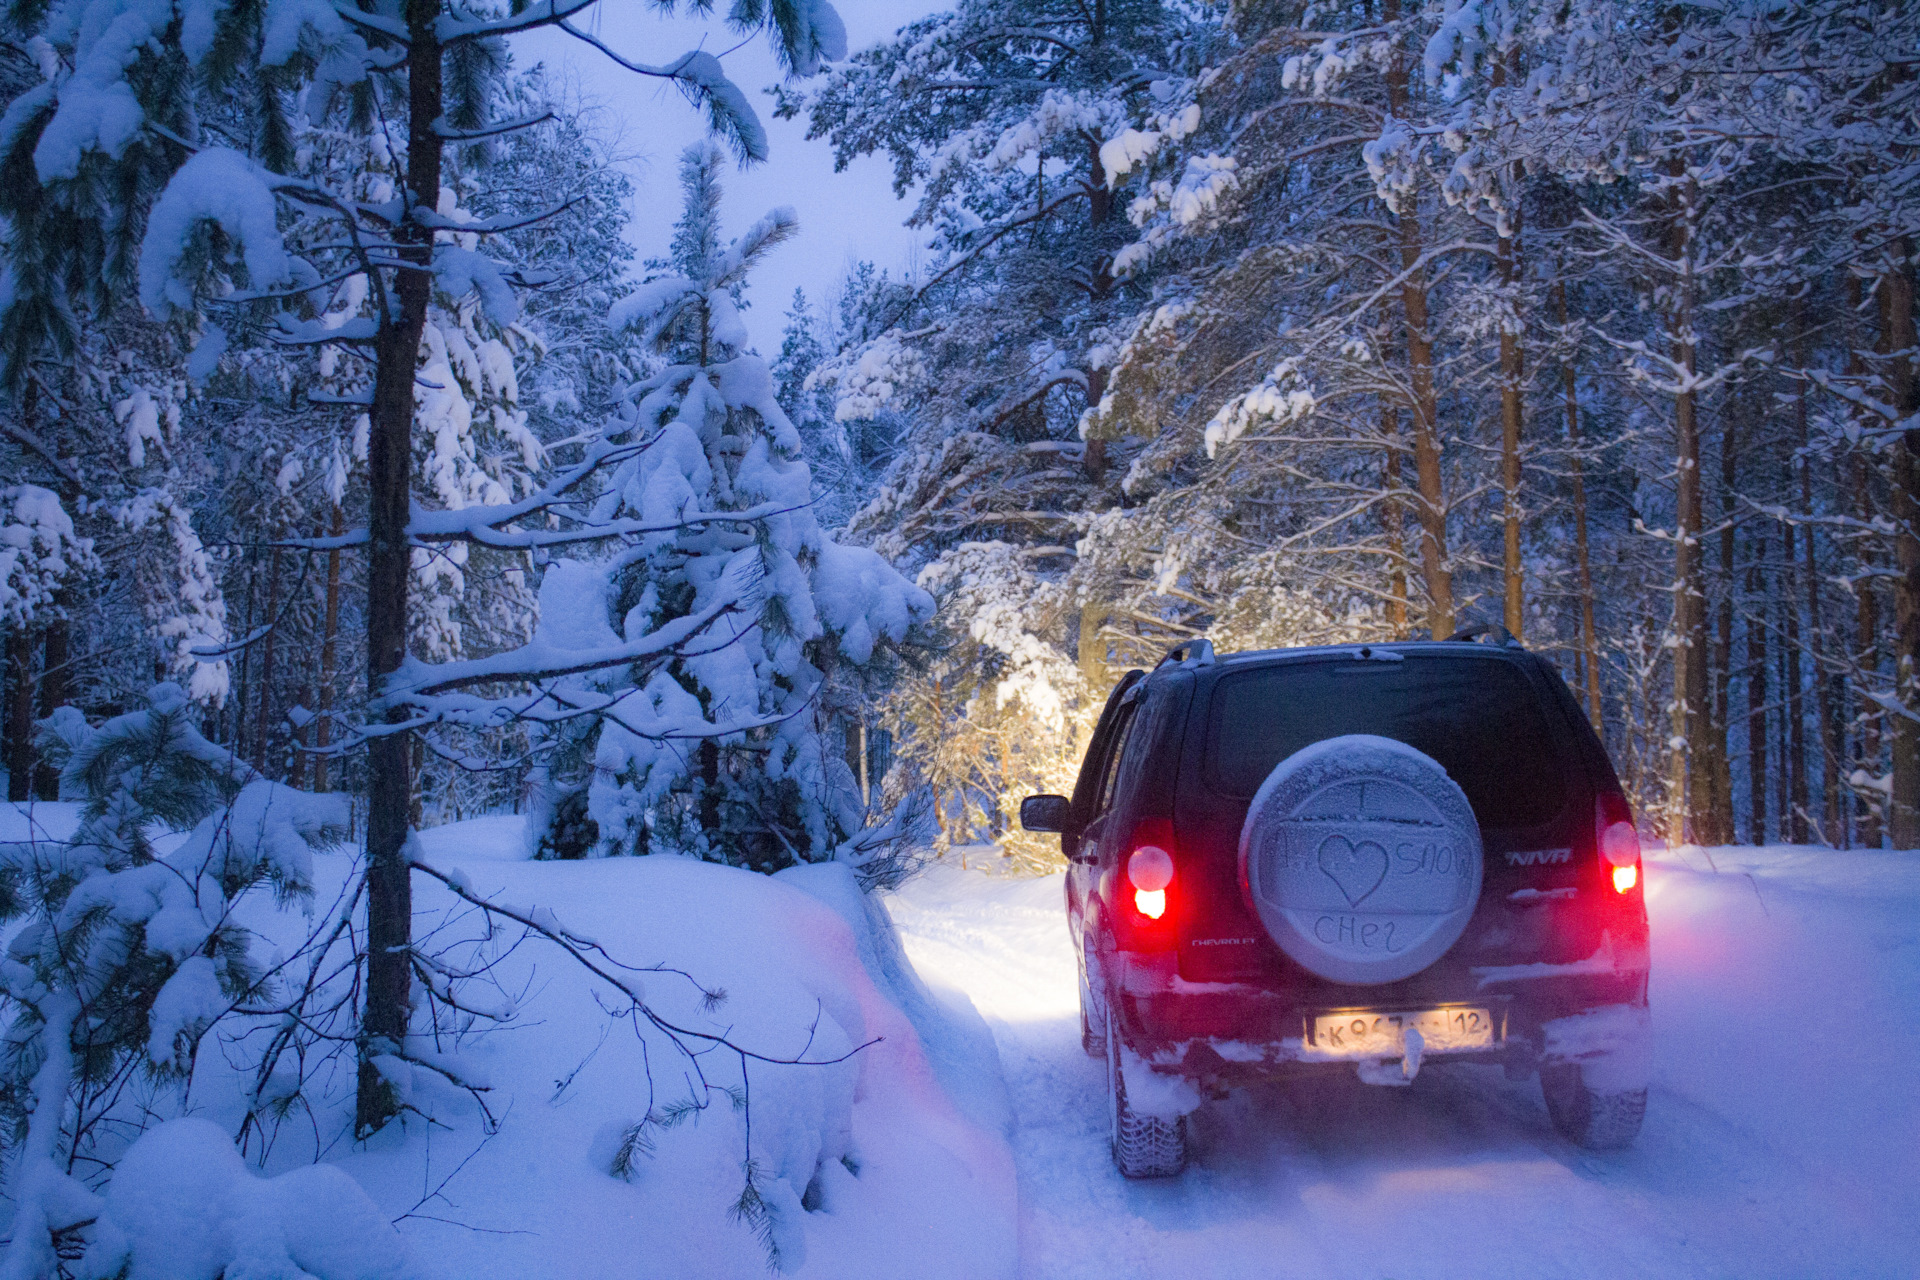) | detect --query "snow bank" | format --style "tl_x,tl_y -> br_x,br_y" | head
313,818 -> 1018,1280
0,805 -> 1013,1279
777,862 -> 1012,1141
81,1119 -> 406,1280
